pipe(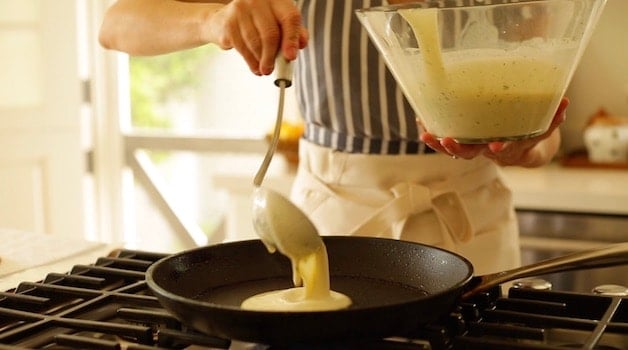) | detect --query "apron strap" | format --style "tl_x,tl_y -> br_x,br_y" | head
295,161 -> 498,242
352,164 -> 498,241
